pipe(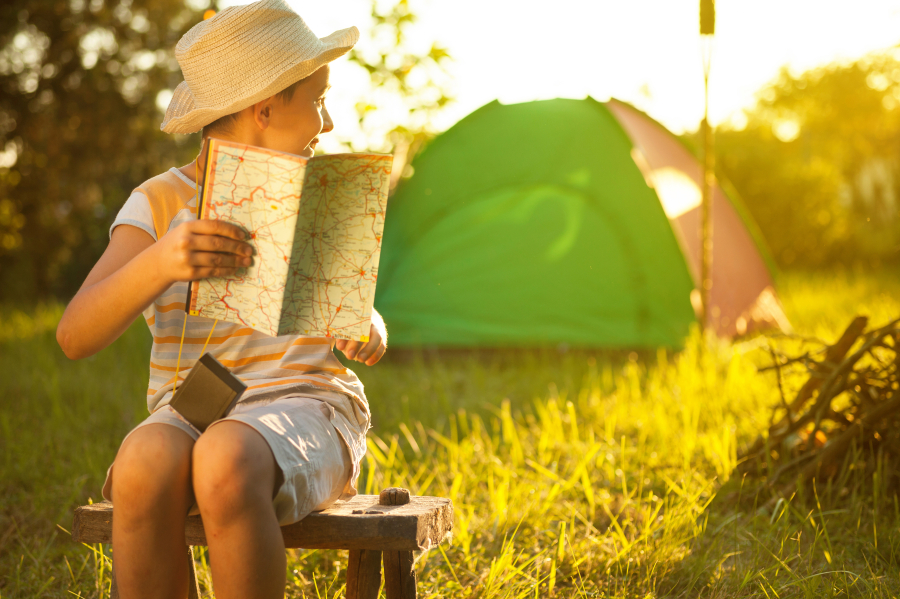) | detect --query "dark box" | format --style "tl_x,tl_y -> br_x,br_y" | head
168,353 -> 246,432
